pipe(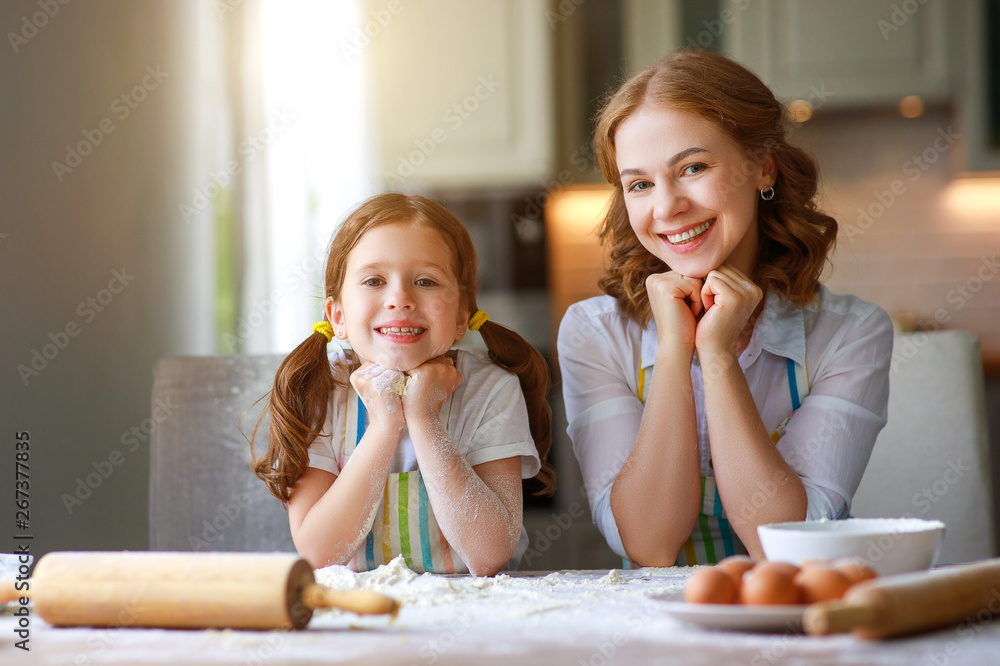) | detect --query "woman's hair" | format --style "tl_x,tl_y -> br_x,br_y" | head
252,192 -> 554,503
593,49 -> 837,325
